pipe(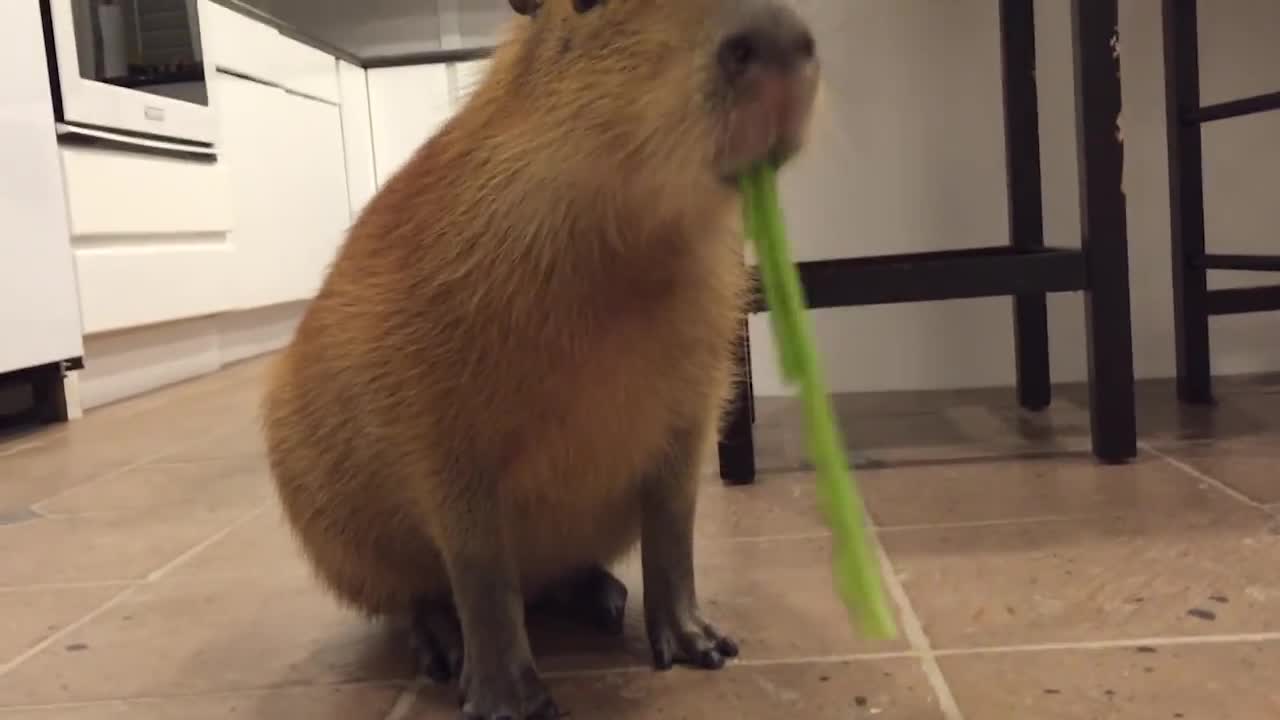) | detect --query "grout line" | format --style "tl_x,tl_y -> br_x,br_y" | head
6,627 -> 1280,713
731,650 -> 919,668
935,630 -> 1280,657
0,580 -> 136,594
144,504 -> 269,583
5,628 -> 1280,713
875,542 -> 965,720
0,503 -> 267,681
1139,442 -> 1263,509
28,431 -> 229,514
0,584 -> 139,678
704,512 -> 1100,545
706,530 -> 832,544
541,665 -> 649,680
382,679 -> 424,720
0,441 -> 43,458
0,680 -> 402,713
540,651 -> 925,681
874,514 -> 1091,533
